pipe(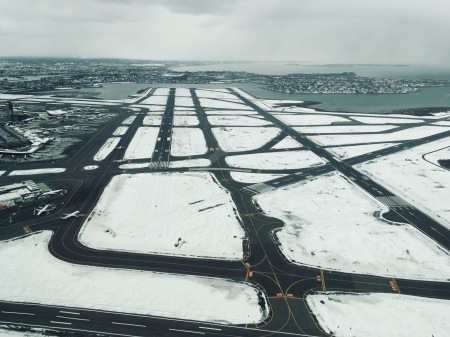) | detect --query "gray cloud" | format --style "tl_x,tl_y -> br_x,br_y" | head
0,0 -> 448,64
